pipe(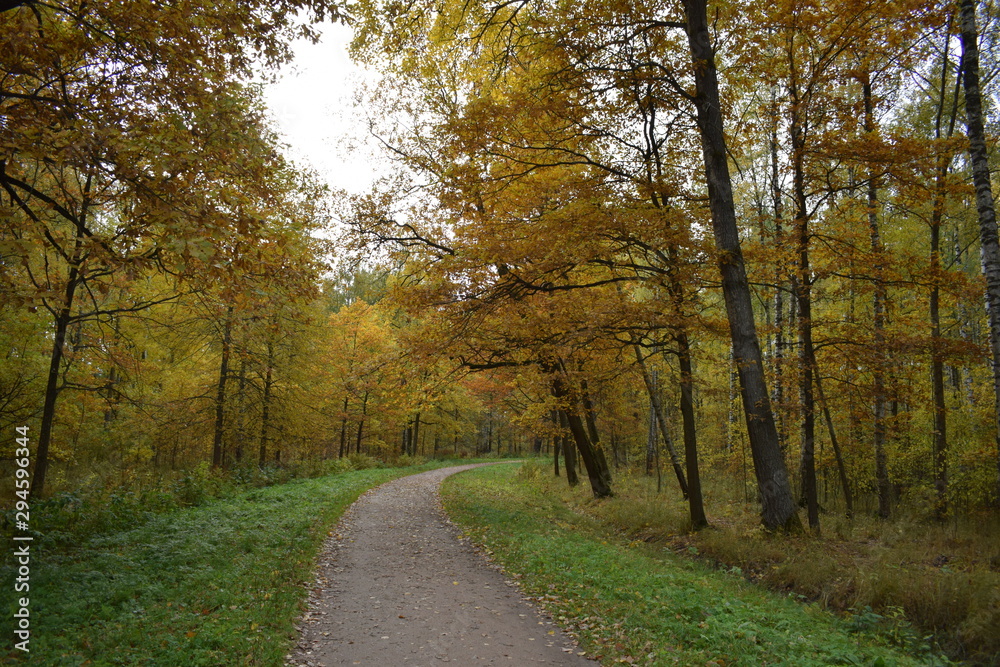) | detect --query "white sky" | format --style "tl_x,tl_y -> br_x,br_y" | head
262,21 -> 382,195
